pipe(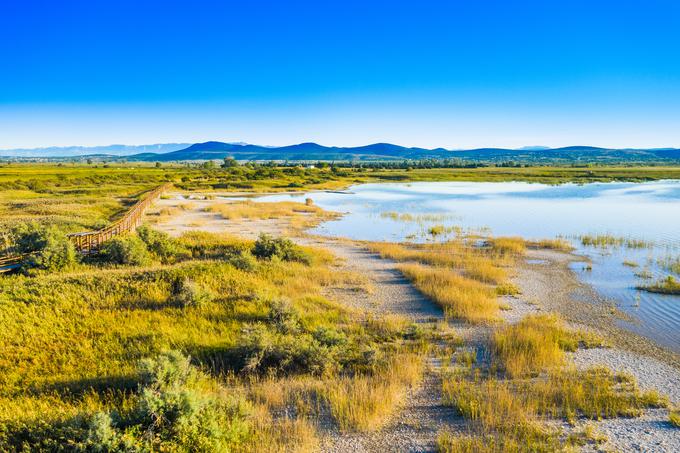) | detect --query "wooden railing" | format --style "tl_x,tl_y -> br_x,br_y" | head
0,183 -> 172,271
0,253 -> 30,273
67,183 -> 172,254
